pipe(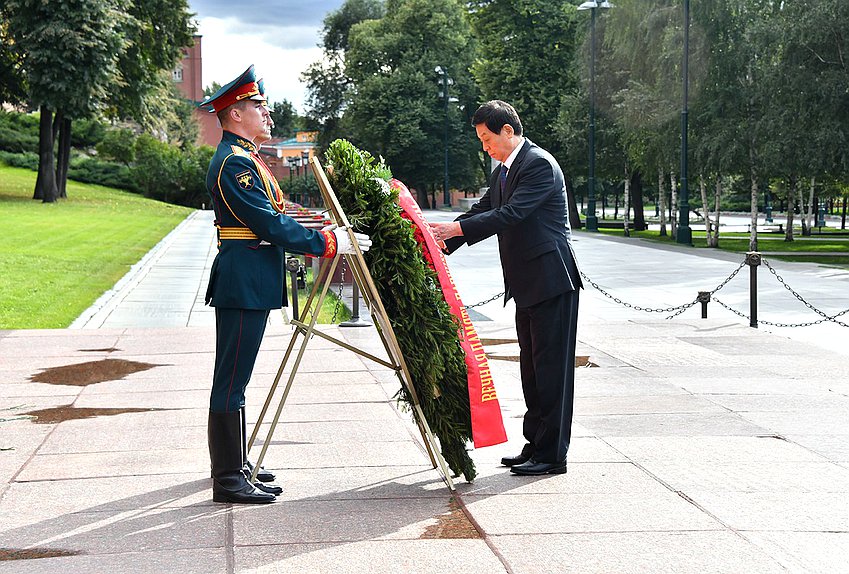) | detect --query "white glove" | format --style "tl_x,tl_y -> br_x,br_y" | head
332,227 -> 372,254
